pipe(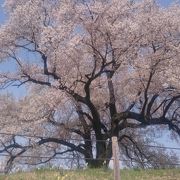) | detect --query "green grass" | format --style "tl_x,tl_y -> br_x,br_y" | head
0,168 -> 180,180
